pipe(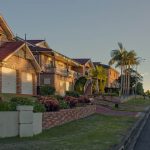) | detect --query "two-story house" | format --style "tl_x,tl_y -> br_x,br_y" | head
17,39 -> 83,96
0,15 -> 41,95
93,62 -> 119,92
73,58 -> 95,76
